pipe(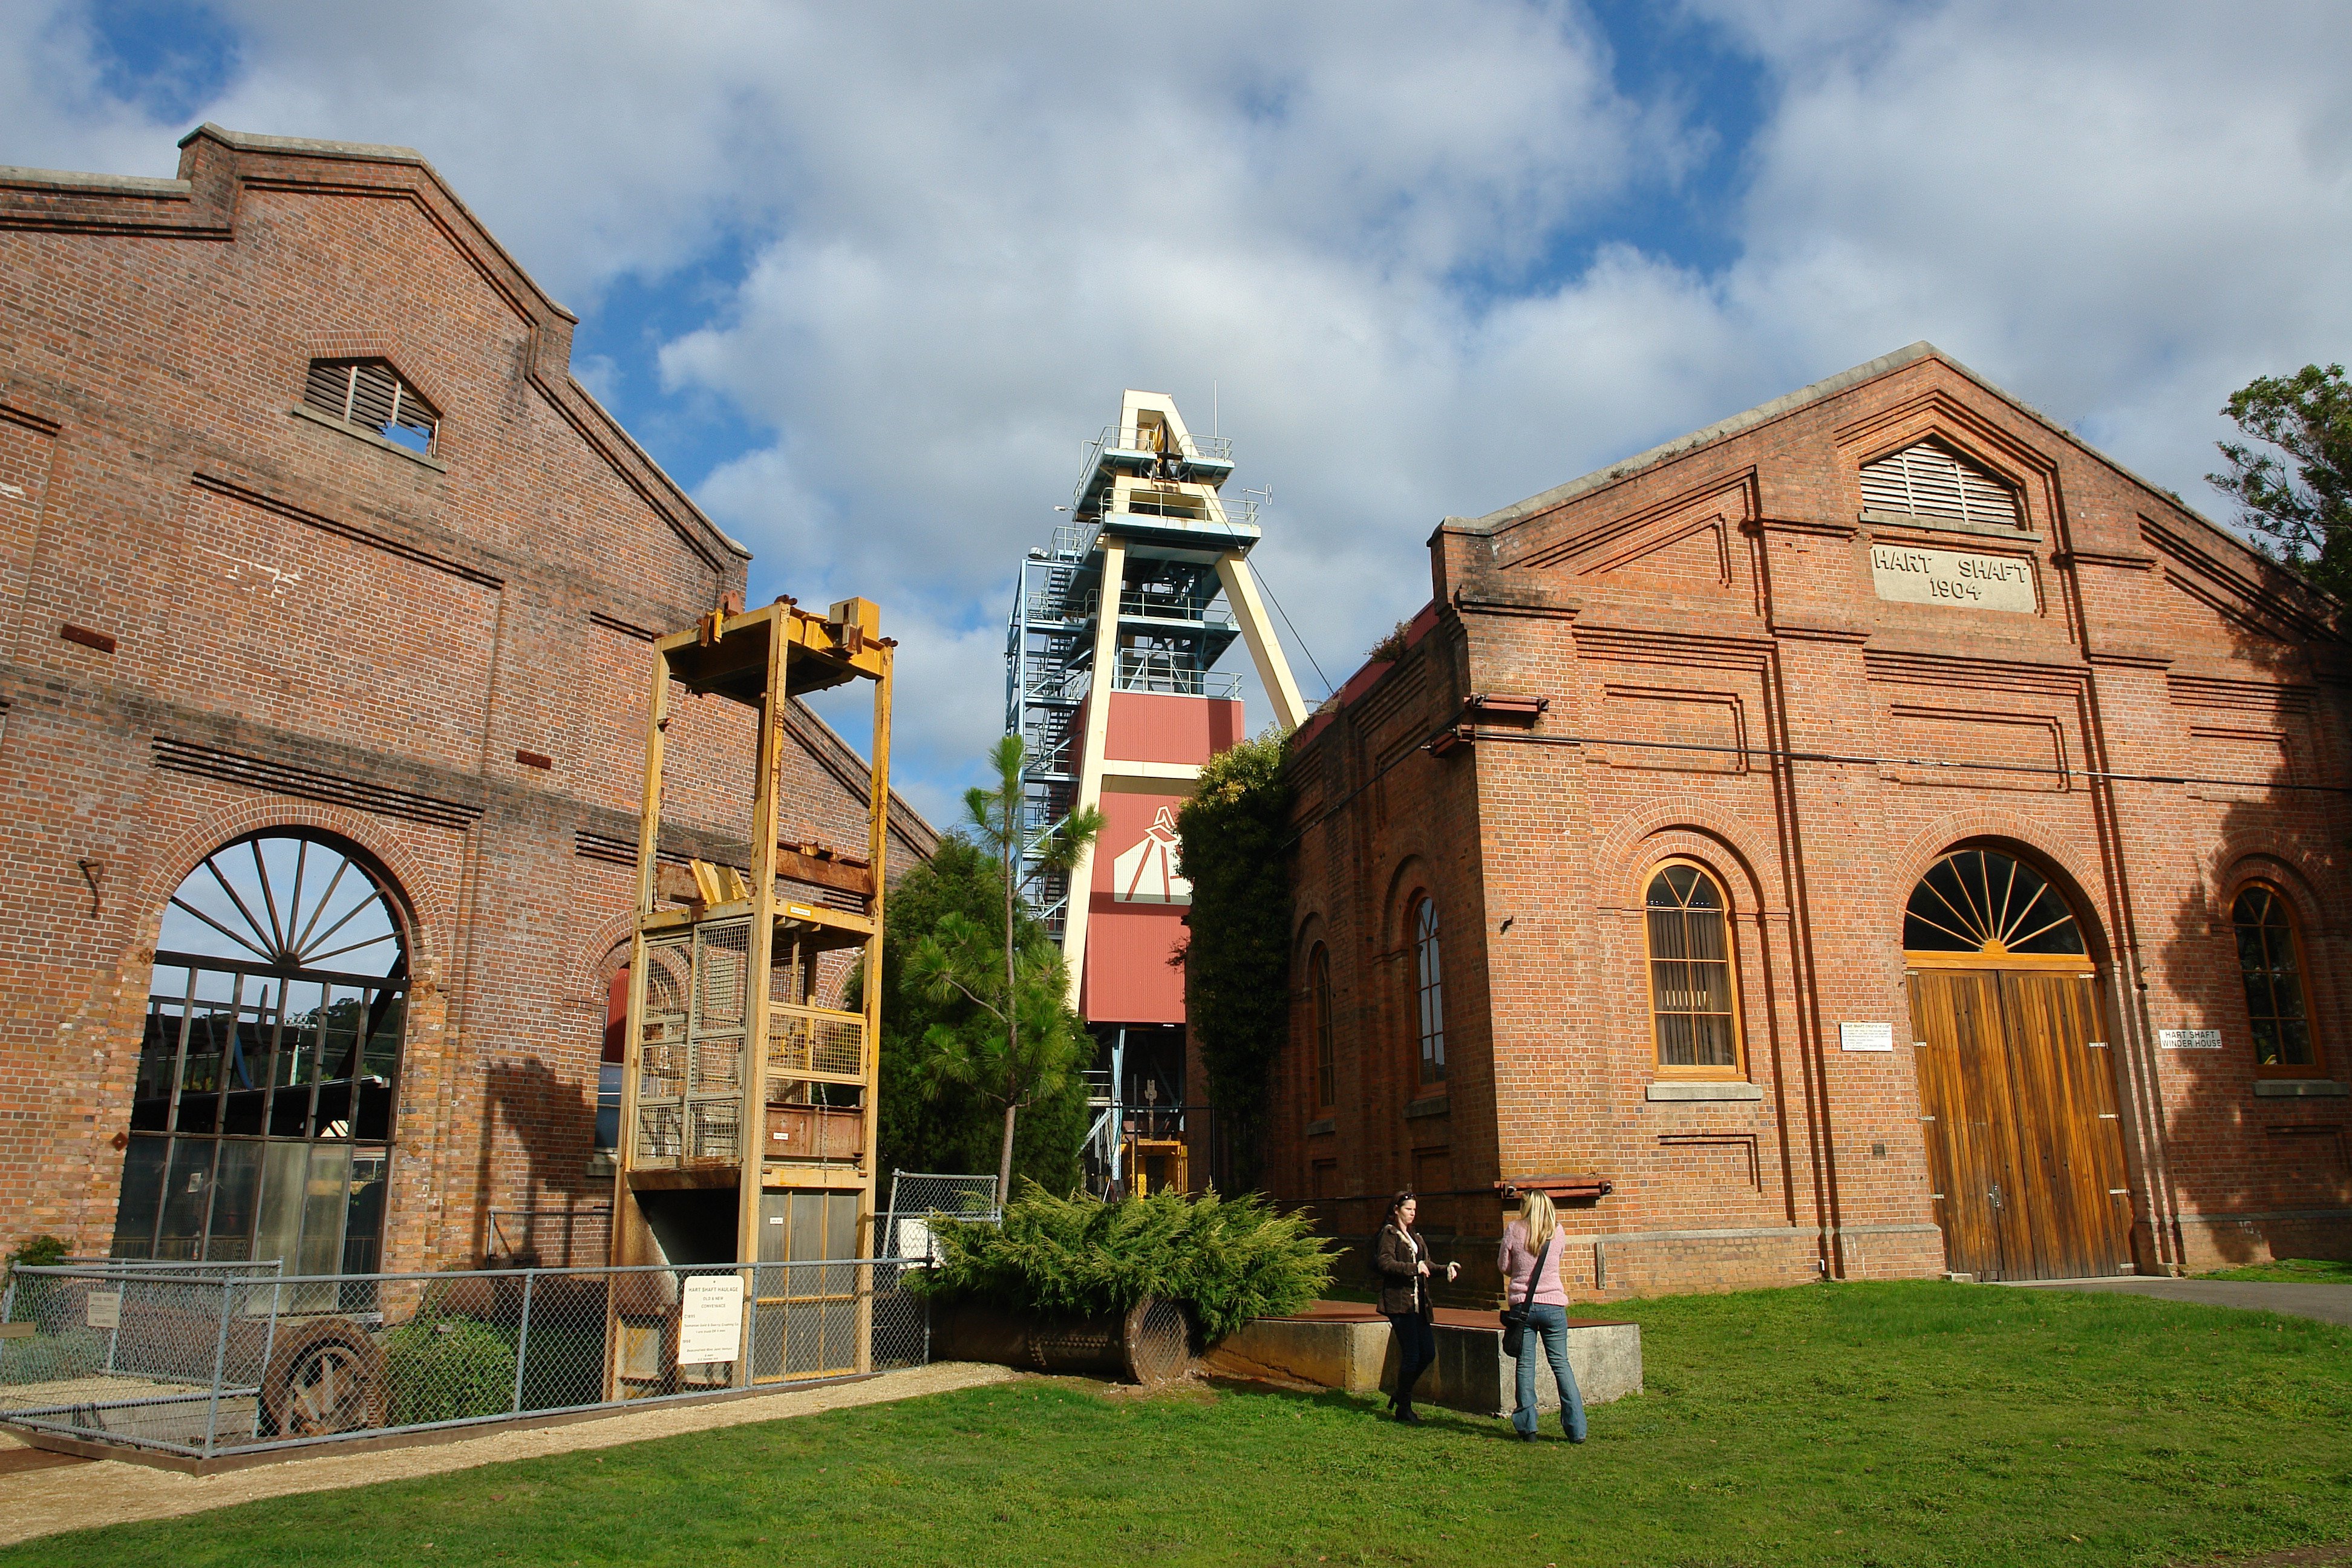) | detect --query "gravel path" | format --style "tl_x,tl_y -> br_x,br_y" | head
0,1360 -> 1021,1547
